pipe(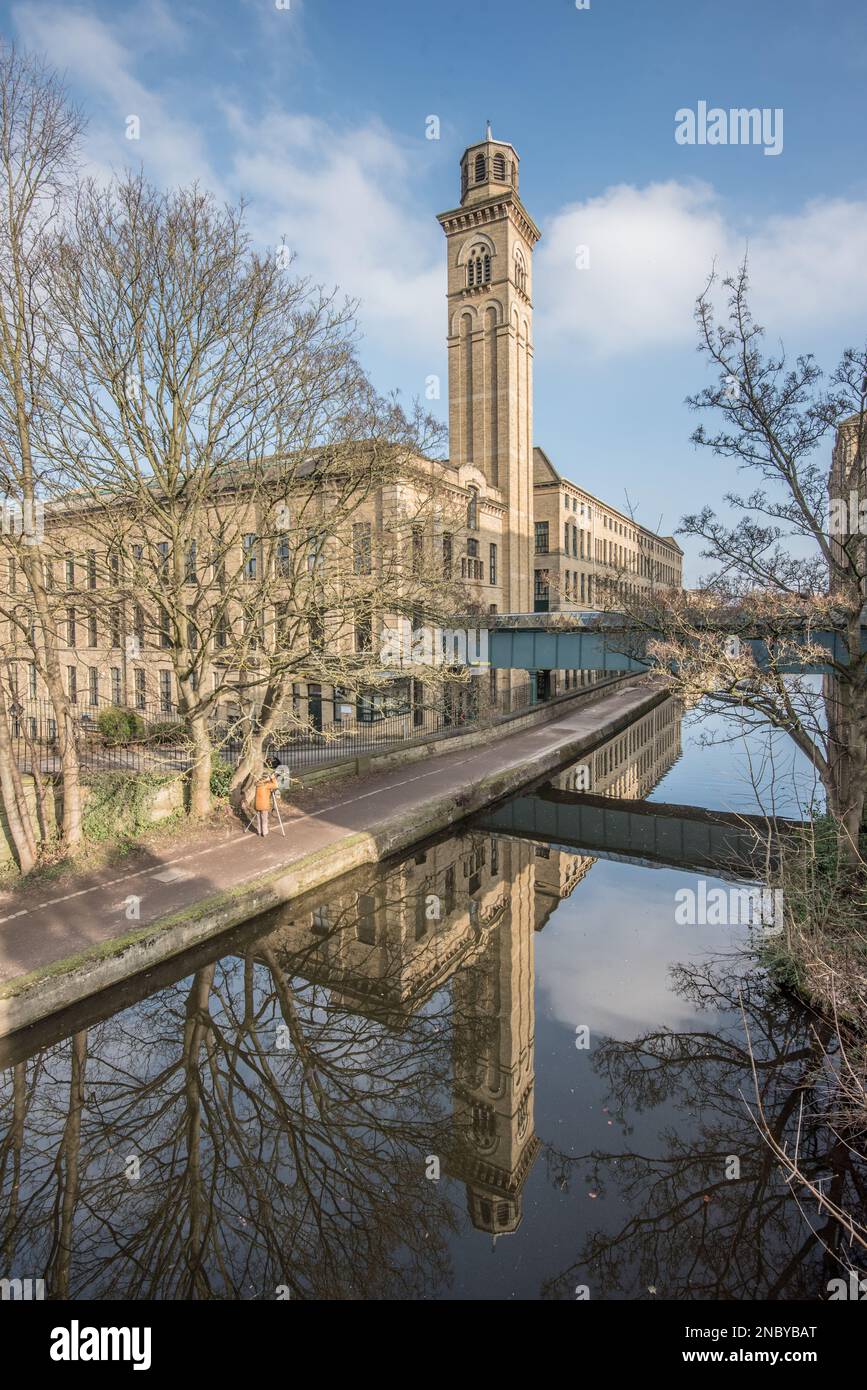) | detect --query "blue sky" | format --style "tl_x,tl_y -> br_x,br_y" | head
3,0 -> 866,581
